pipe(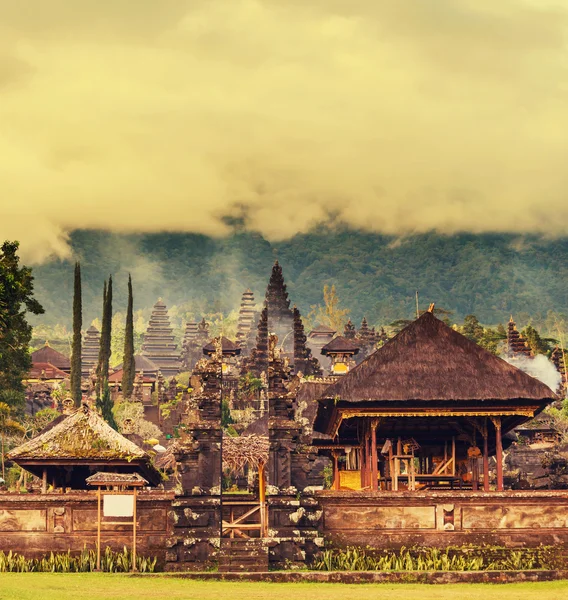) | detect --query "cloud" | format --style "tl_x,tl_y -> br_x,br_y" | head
2,0 -> 568,262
